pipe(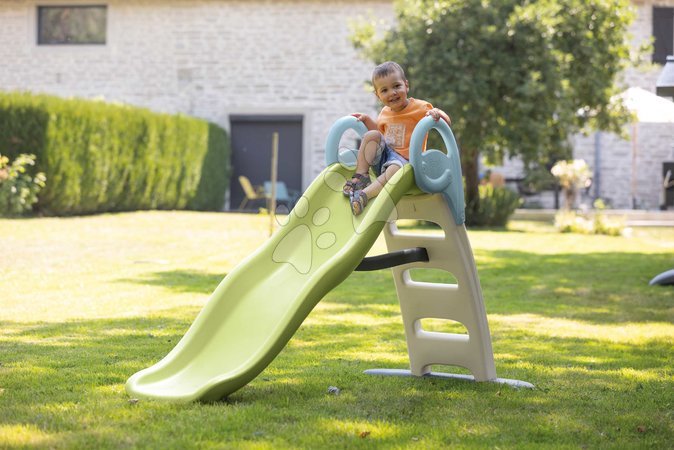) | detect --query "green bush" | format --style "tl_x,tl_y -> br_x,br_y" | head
466,183 -> 522,227
0,91 -> 230,215
0,153 -> 46,216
